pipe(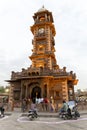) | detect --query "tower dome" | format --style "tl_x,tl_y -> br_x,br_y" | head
37,6 -> 47,12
